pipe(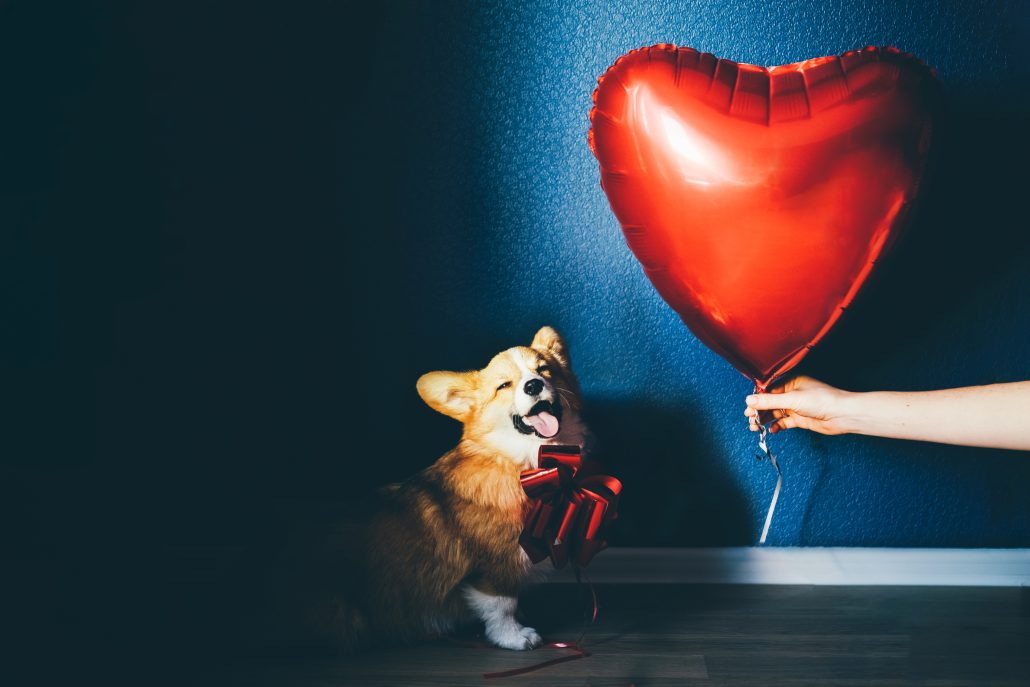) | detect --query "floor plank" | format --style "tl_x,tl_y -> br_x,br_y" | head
194,584 -> 1030,686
